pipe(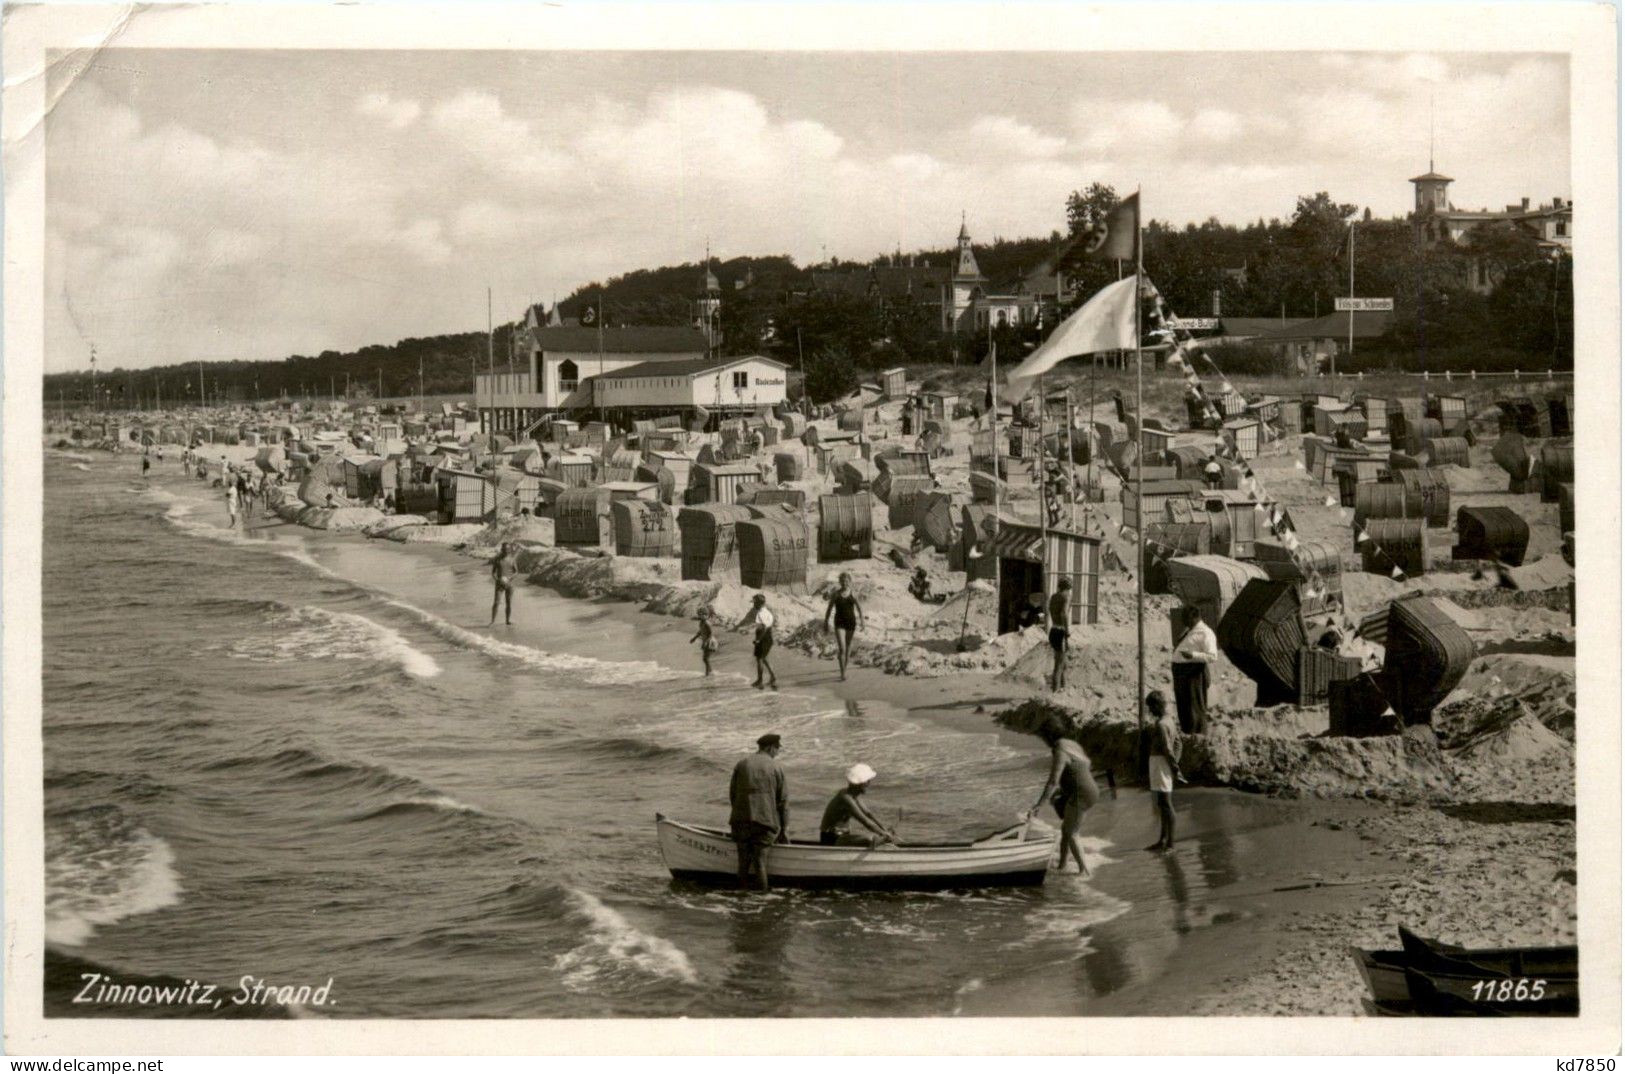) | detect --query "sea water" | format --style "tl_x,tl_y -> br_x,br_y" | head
42,452 -> 1283,1018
